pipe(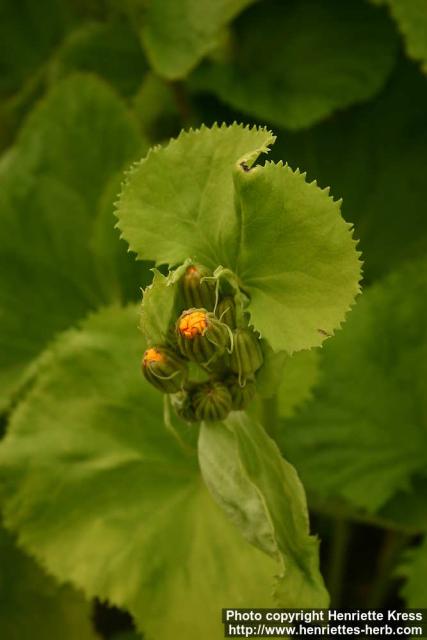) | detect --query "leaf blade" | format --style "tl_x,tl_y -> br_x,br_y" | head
116,123 -> 275,269
199,412 -> 329,607
0,305 -> 277,639
234,160 -> 361,353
